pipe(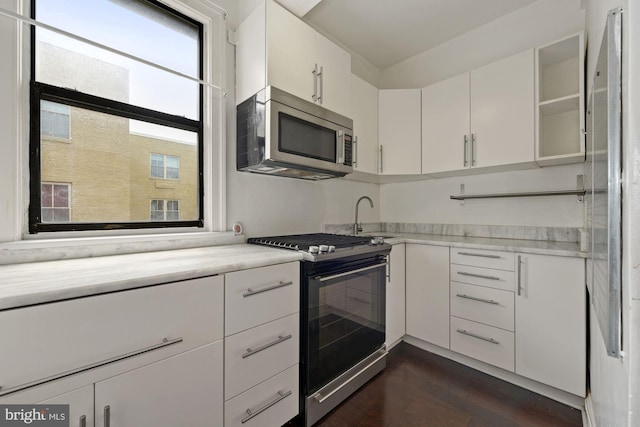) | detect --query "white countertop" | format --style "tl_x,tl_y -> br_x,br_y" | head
0,244 -> 302,311
0,232 -> 584,311
378,233 -> 584,257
